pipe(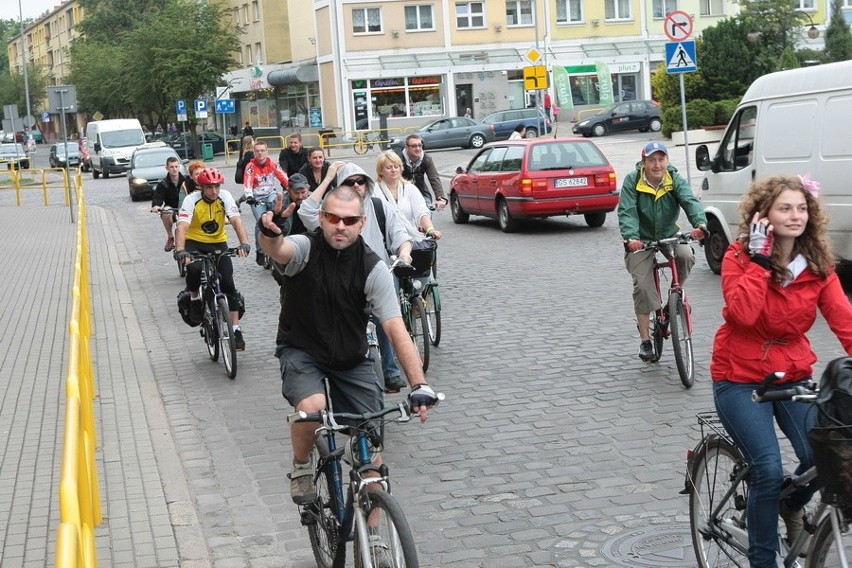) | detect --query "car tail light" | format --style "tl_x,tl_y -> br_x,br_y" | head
595,172 -> 617,188
520,178 -> 547,193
